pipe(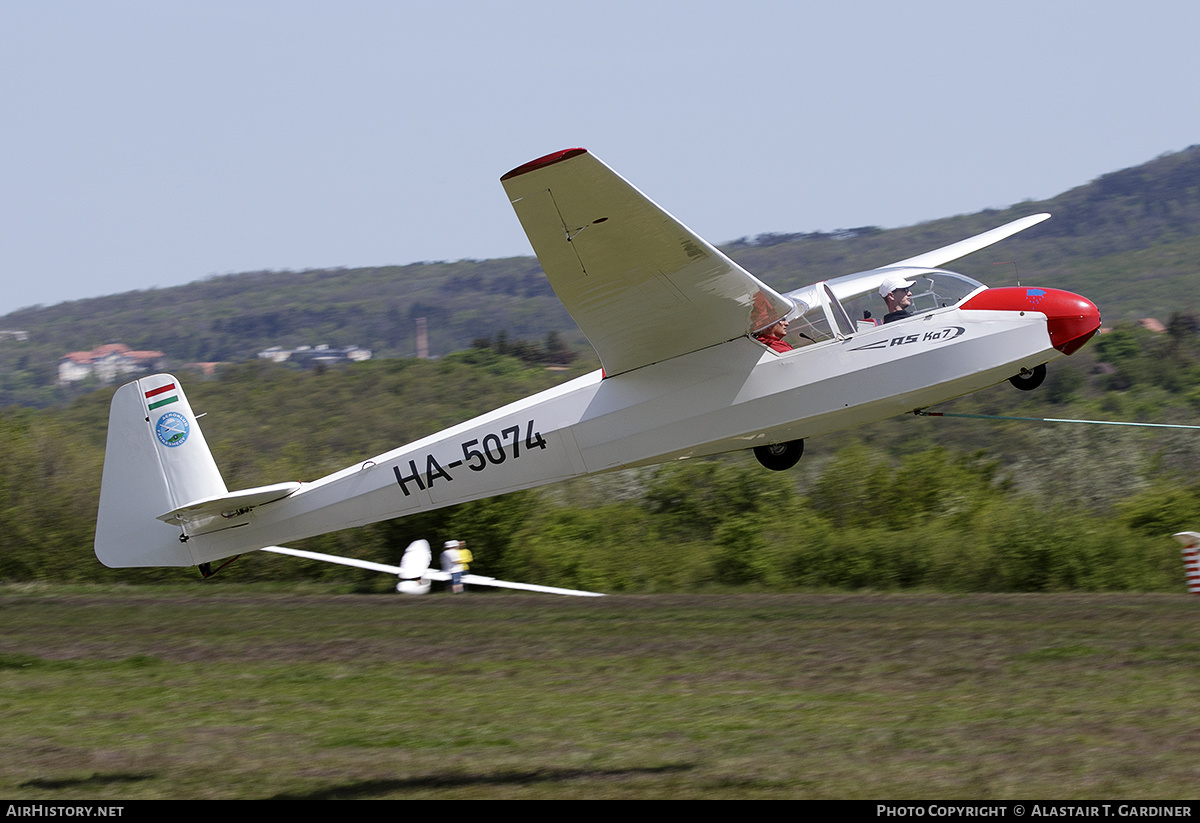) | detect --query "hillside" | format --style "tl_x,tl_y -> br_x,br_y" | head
727,144 -> 1200,316
2,144 -> 1200,408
